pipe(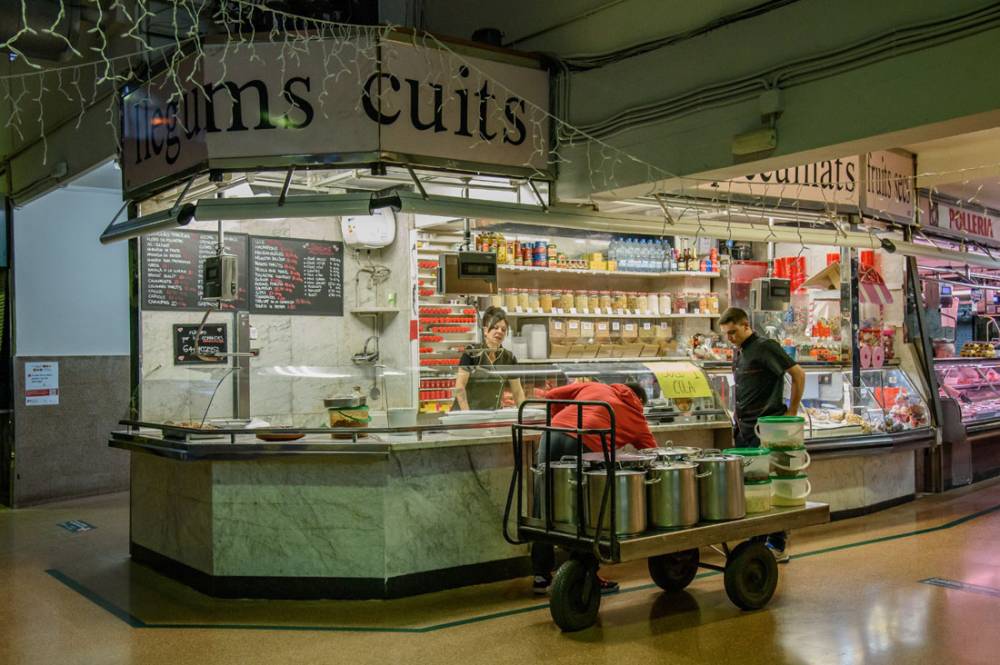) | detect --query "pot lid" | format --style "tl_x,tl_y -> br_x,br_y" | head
585,468 -> 646,476
698,454 -> 741,463
758,416 -> 805,423
582,452 -> 647,463
650,461 -> 698,470
642,446 -> 702,457
771,472 -> 809,479
324,395 -> 367,408
729,447 -> 771,456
